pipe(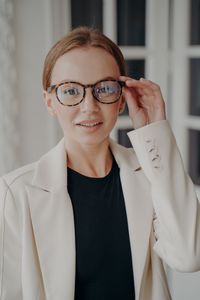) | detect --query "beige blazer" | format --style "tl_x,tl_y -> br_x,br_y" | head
0,120 -> 200,300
